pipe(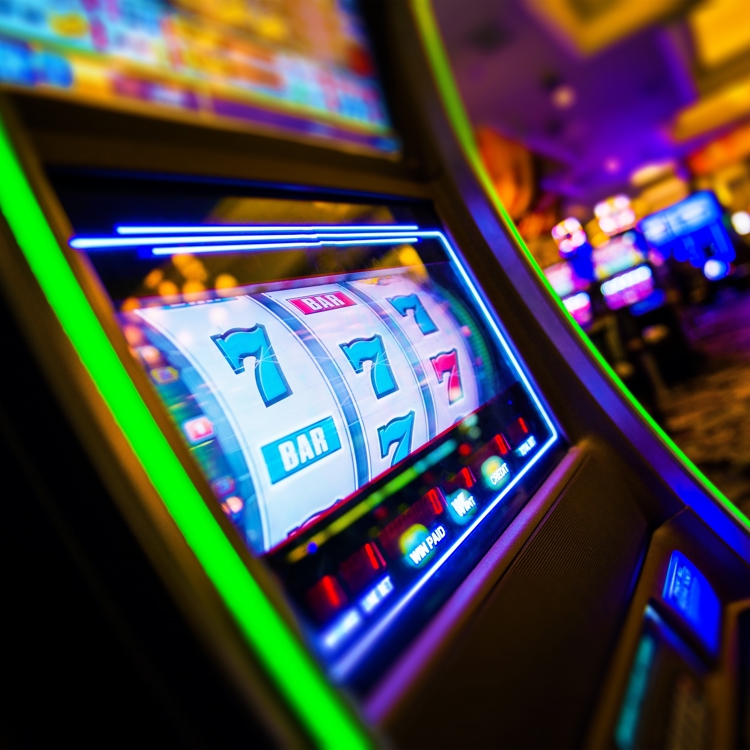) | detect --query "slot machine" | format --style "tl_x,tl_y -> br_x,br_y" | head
544,259 -> 593,327
640,191 -> 736,282
2,2 -> 750,747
